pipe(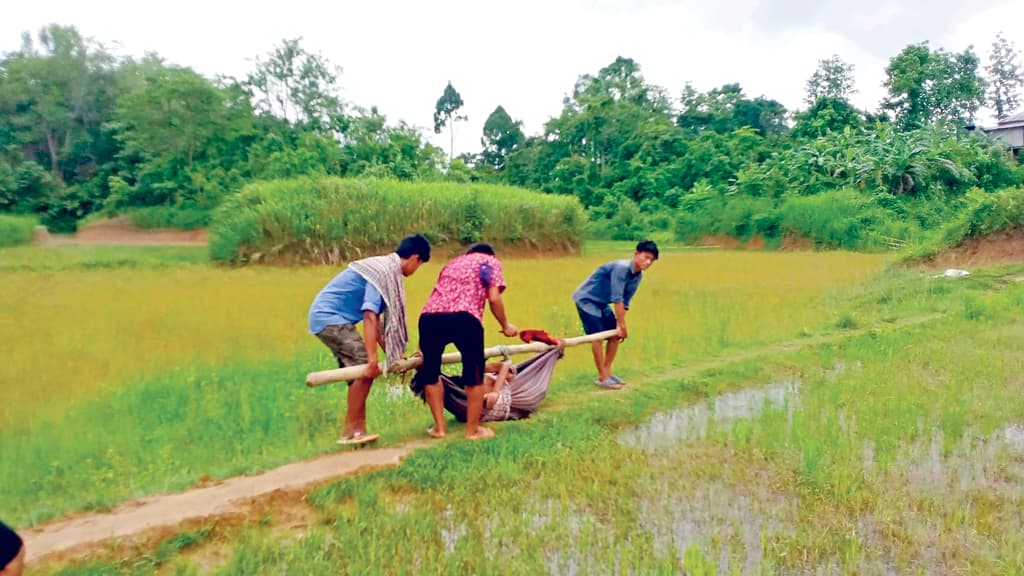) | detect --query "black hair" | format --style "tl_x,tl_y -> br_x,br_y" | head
636,240 -> 659,260
396,234 -> 431,262
0,521 -> 23,570
465,242 -> 495,256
